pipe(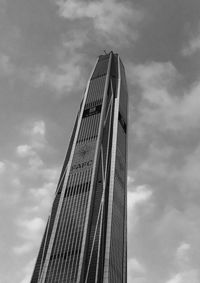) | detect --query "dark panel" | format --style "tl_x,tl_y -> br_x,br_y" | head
77,114 -> 100,143
83,158 -> 103,282
85,76 -> 105,108
110,54 -> 118,79
83,105 -> 102,118
91,56 -> 109,80
108,118 -> 127,282
119,112 -> 127,133
119,60 -> 128,124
